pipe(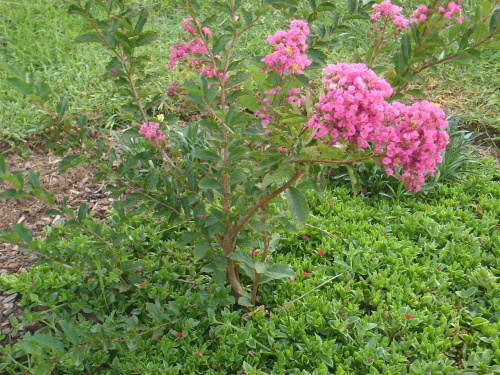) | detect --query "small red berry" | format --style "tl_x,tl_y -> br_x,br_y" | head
254,251 -> 259,255
341,301 -> 345,305
329,171 -> 335,177
31,280 -> 35,285
176,332 -> 183,338
328,201 -> 333,205
197,350 -> 202,355
301,236 -> 309,240
405,314 -> 412,320
157,335 -> 162,340
437,267 -> 442,272
83,274 -> 89,280
317,250 -> 324,255
78,296 -> 82,300
139,282 -> 145,287
303,271 -> 309,276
